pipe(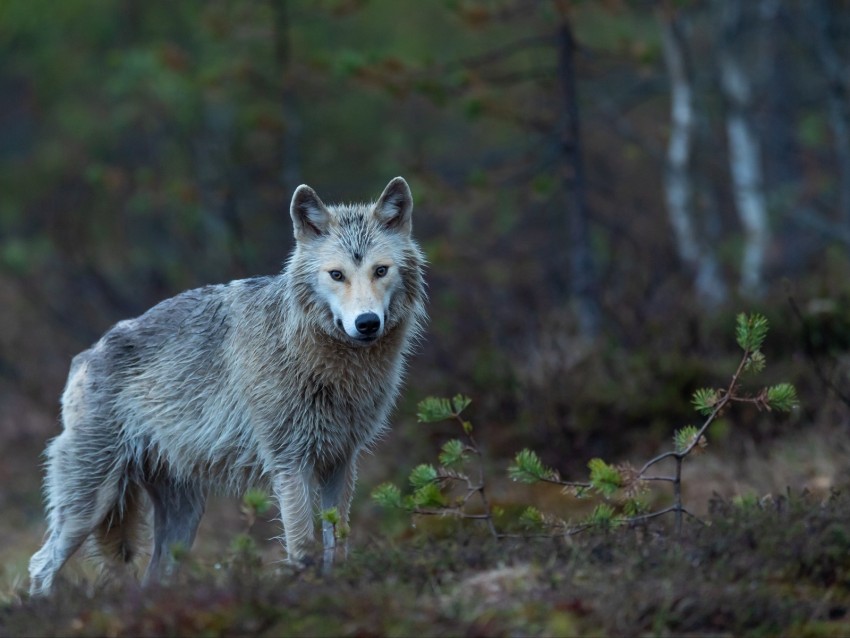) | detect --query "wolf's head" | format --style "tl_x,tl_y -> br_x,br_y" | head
287,177 -> 424,347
